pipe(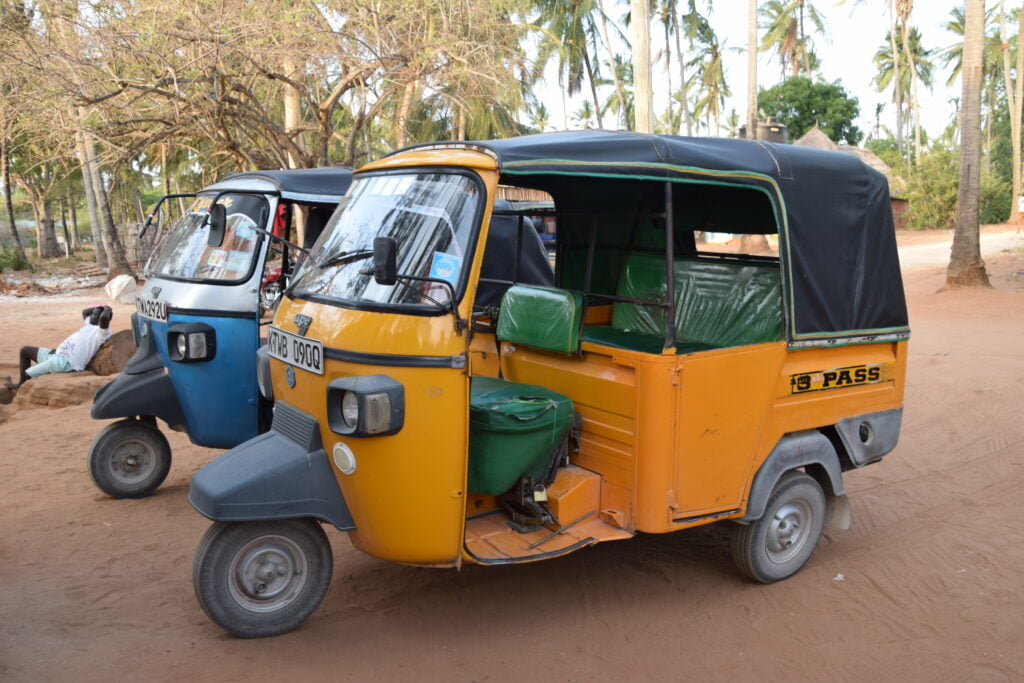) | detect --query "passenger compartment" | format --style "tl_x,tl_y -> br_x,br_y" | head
582,252 -> 783,354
